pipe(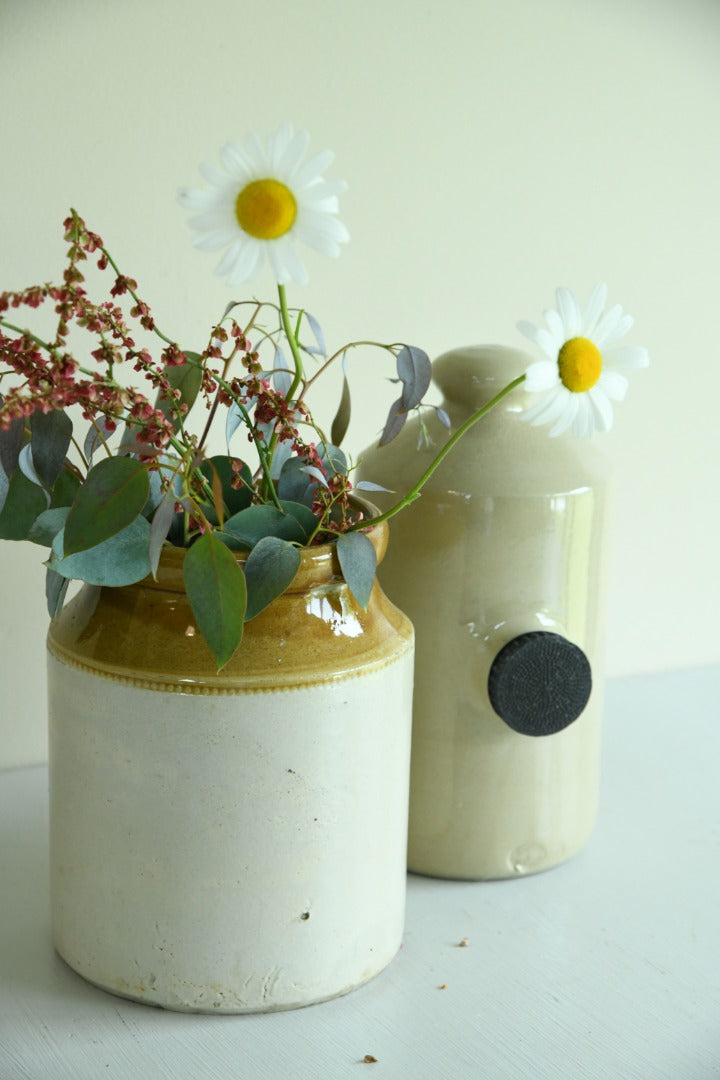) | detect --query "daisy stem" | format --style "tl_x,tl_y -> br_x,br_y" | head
349,375 -> 526,532
277,284 -> 304,399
